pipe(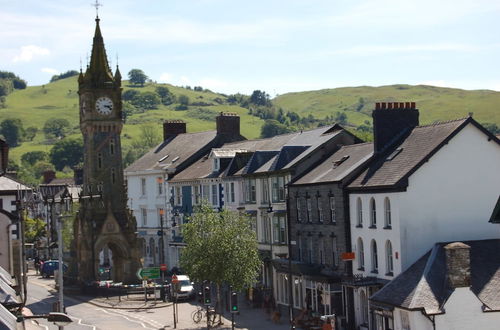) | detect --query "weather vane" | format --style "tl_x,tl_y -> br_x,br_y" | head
92,0 -> 102,18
